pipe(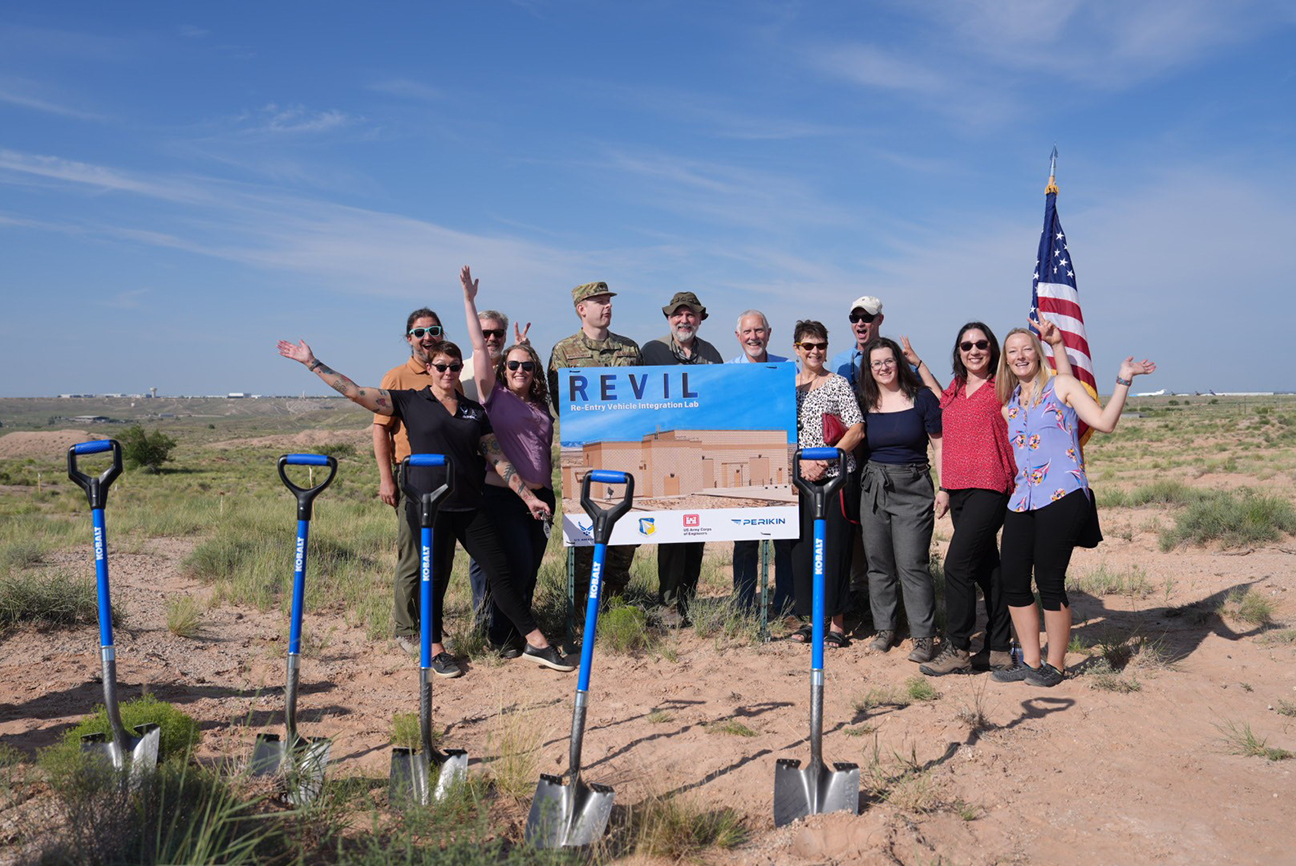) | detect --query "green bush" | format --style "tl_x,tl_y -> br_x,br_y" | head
120,425 -> 177,473
0,571 -> 102,630
1159,489 -> 1296,550
599,600 -> 654,654
50,695 -> 200,764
